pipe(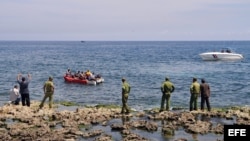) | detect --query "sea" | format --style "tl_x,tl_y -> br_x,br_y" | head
0,41 -> 249,111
